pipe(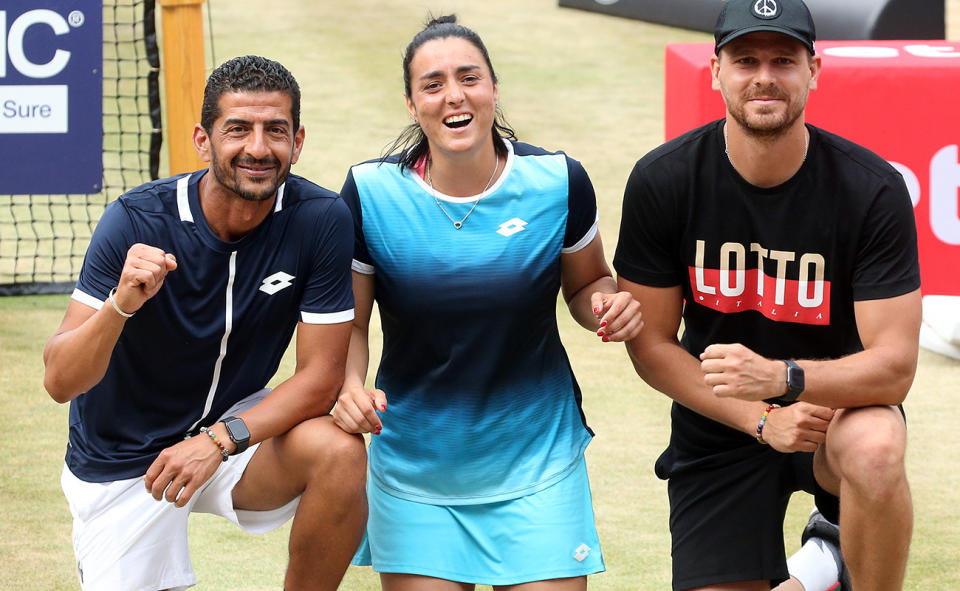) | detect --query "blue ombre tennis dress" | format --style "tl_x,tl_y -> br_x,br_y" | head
340,139 -> 605,583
